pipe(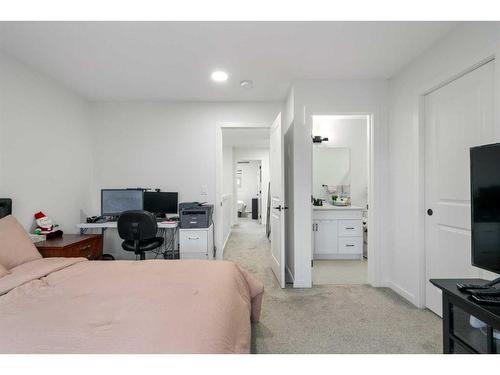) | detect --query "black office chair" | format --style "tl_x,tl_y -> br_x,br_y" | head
117,210 -> 164,260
